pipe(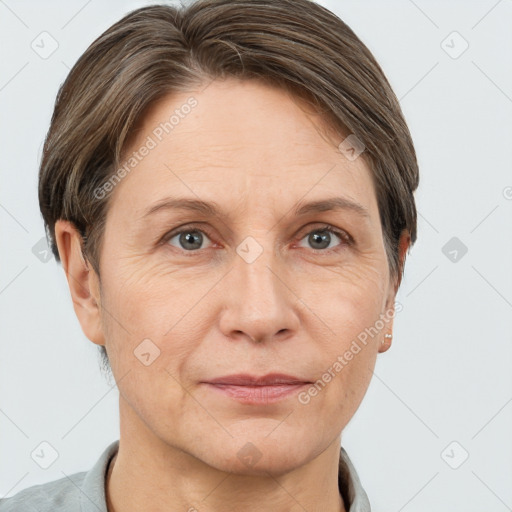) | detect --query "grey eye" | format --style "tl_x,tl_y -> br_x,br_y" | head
167,229 -> 212,251
298,228 -> 345,251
